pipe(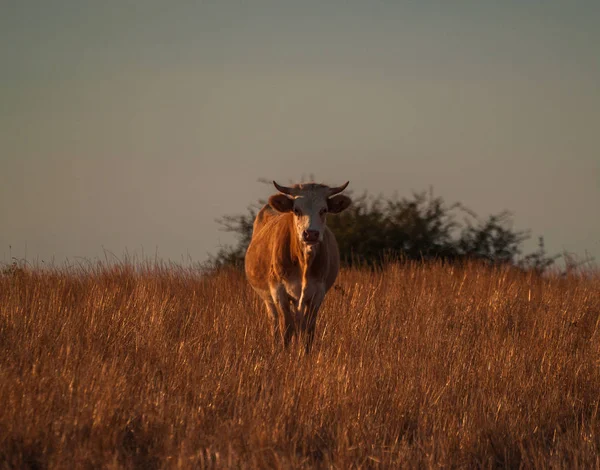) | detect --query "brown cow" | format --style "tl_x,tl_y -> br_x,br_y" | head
245,181 -> 352,351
